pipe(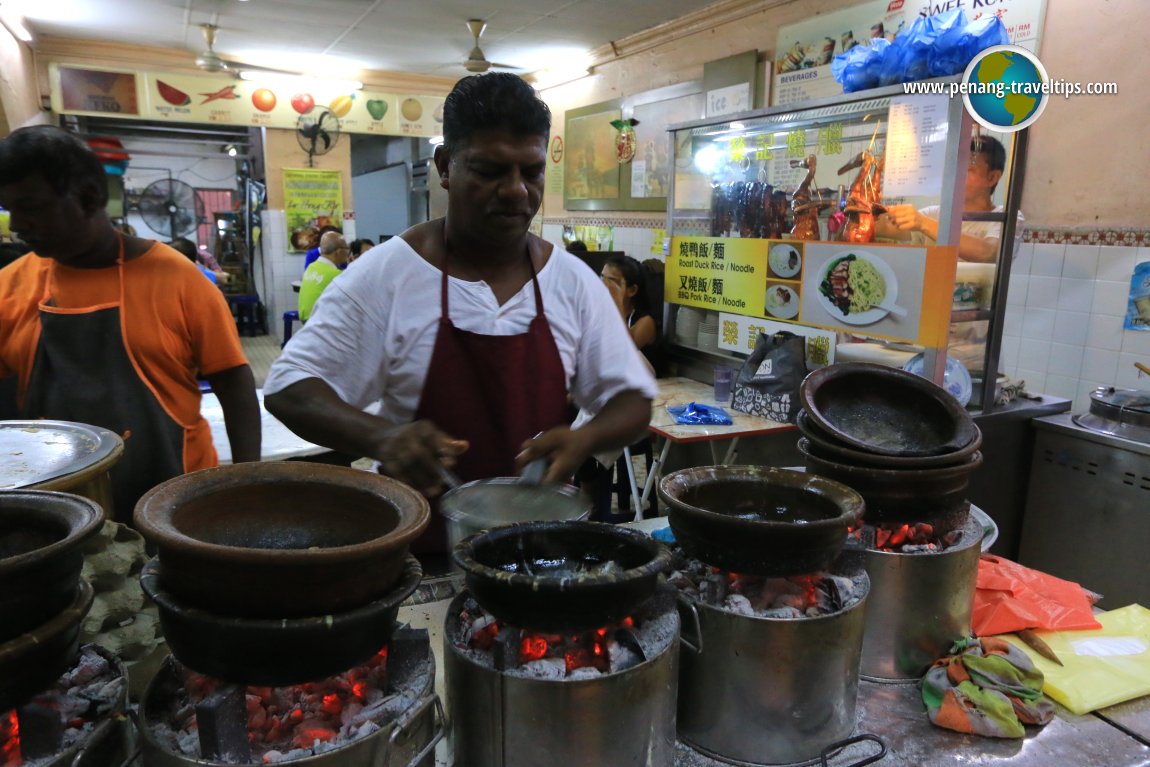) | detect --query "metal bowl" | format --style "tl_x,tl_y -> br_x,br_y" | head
658,466 -> 864,576
796,410 -> 983,469
799,363 -> 979,457
134,462 -> 429,618
440,478 -> 591,554
452,520 -> 673,633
